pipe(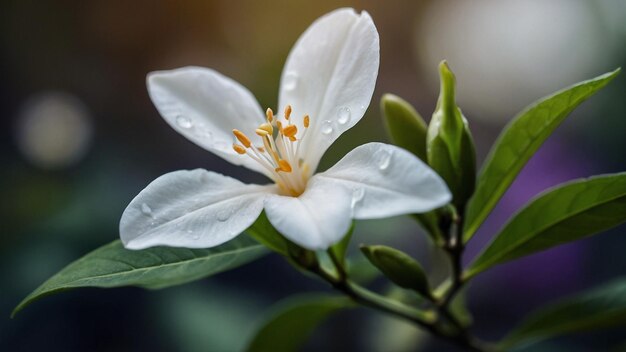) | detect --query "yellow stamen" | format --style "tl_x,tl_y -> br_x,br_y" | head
276,121 -> 284,134
266,108 -> 274,123
289,136 -> 296,142
303,115 -> 310,128
232,129 -> 251,148
284,105 -> 292,120
233,144 -> 247,154
257,146 -> 265,153
283,125 -> 298,138
276,159 -> 292,173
